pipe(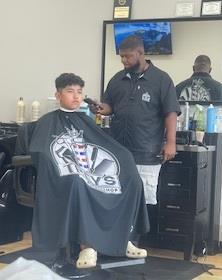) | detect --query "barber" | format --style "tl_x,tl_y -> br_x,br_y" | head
91,35 -> 181,206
